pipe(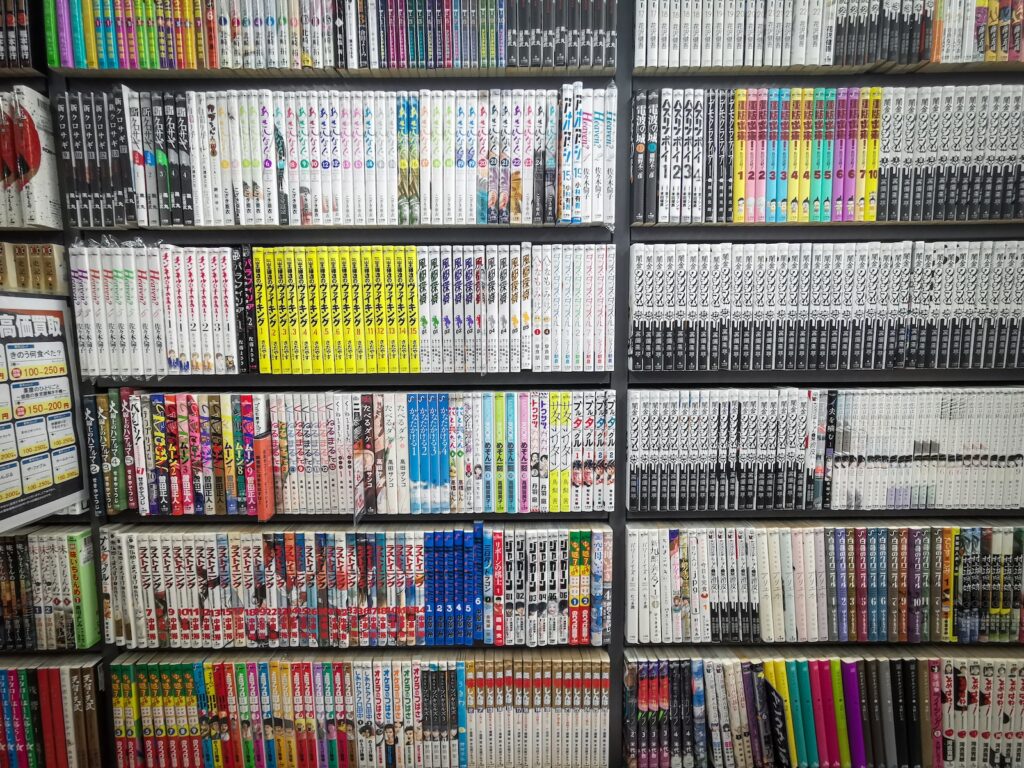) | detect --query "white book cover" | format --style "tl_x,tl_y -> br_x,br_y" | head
604,86 -> 617,225
509,245 -> 522,372
498,245 -> 512,372
432,91 -> 446,225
